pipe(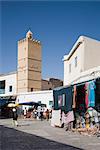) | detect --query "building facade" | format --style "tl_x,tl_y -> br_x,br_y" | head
16,90 -> 53,109
63,36 -> 100,86
0,30 -> 42,97
0,72 -> 17,97
0,30 -> 44,115
17,30 -> 42,93
0,30 -> 62,110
